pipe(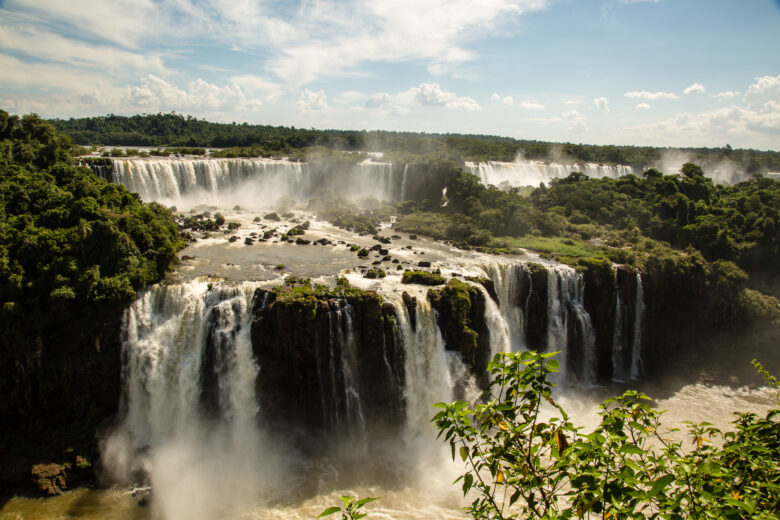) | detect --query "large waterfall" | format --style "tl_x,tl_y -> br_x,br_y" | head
465,159 -> 635,188
107,158 -> 403,209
